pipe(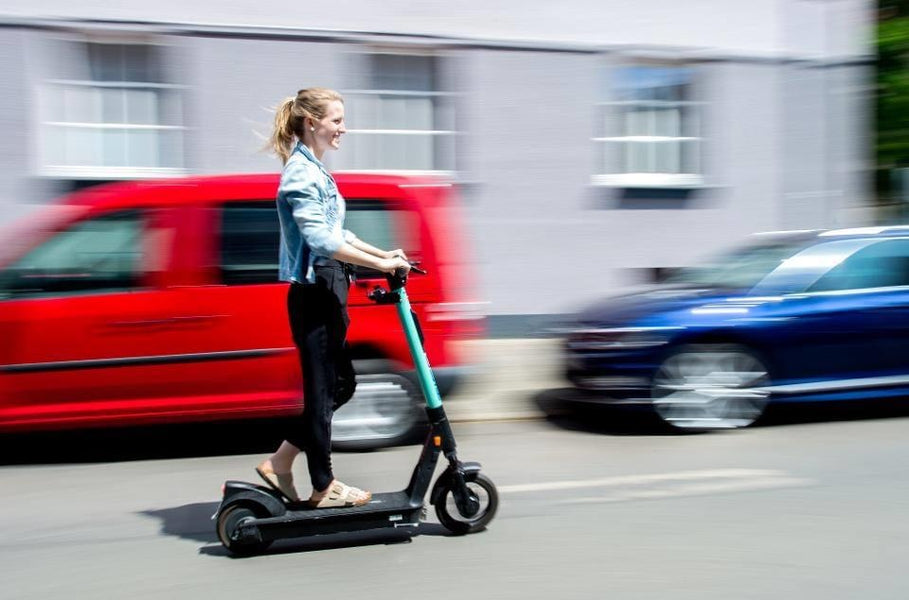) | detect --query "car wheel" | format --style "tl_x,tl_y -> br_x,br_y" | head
651,344 -> 770,430
331,360 -> 422,451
